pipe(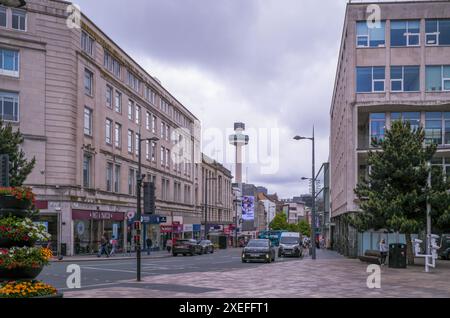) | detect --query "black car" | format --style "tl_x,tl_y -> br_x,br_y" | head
242,239 -> 276,263
439,234 -> 450,260
198,240 -> 214,254
172,239 -> 202,256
